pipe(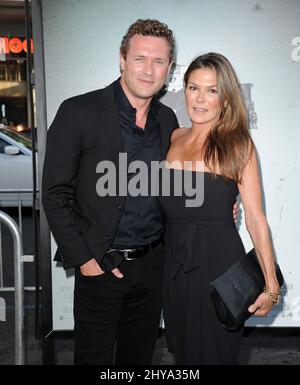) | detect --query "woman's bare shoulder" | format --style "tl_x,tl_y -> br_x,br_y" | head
170,127 -> 190,143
